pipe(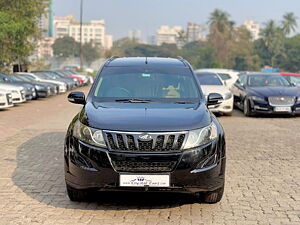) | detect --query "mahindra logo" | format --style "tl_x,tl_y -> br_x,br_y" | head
138,133 -> 152,141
